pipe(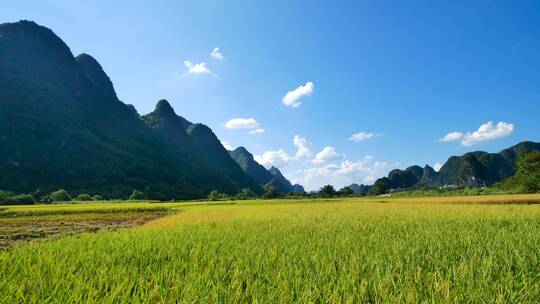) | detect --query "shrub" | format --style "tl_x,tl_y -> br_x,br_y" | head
49,189 -> 72,202
235,188 -> 255,200
208,190 -> 228,201
92,195 -> 104,201
129,190 -> 146,201
263,186 -> 281,199
0,191 -> 34,205
75,193 -> 93,201
8,194 -> 35,205
339,186 -> 353,196
0,190 -> 15,204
